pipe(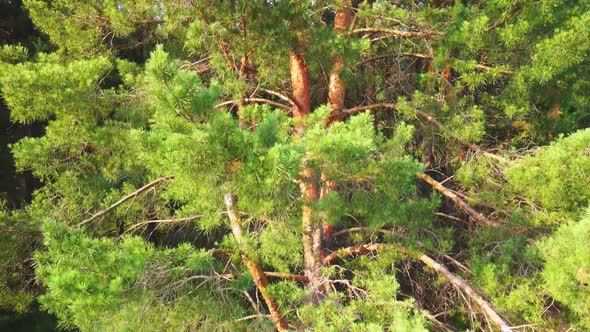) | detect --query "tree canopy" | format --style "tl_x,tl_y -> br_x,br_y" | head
1,0 -> 590,331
